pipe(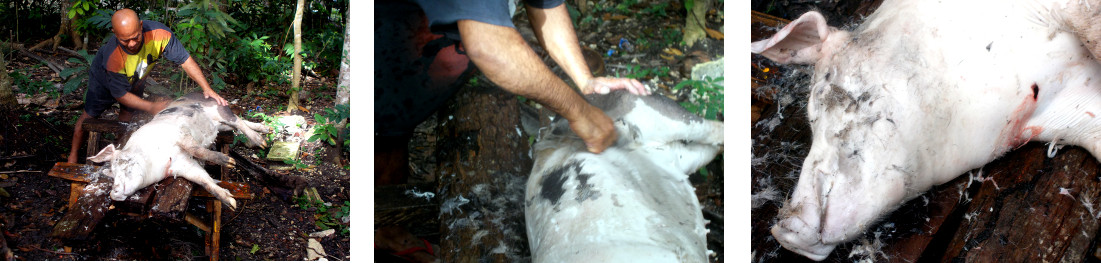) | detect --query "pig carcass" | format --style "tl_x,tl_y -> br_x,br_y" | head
525,90 -> 723,262
752,0 -> 1101,260
87,92 -> 269,210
